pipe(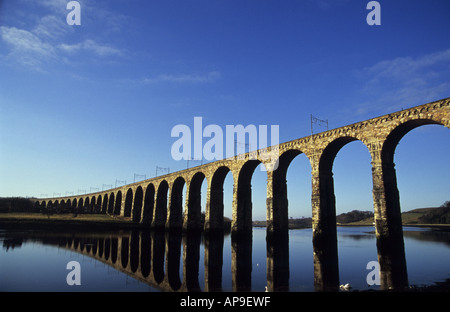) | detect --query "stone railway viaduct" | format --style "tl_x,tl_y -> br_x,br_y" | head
35,97 -> 450,290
